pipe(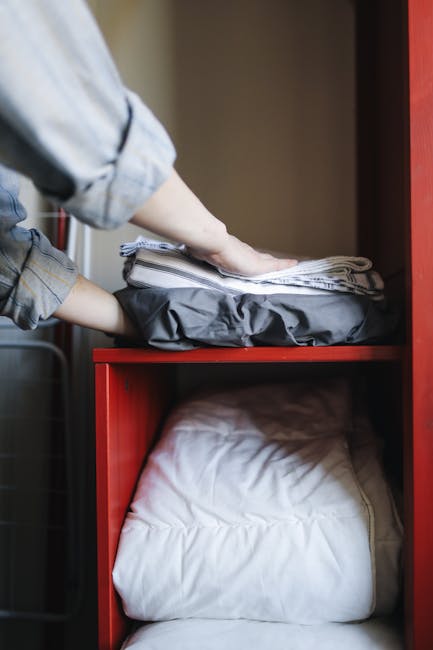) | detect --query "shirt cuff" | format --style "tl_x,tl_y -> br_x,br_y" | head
62,91 -> 176,230
0,228 -> 78,330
